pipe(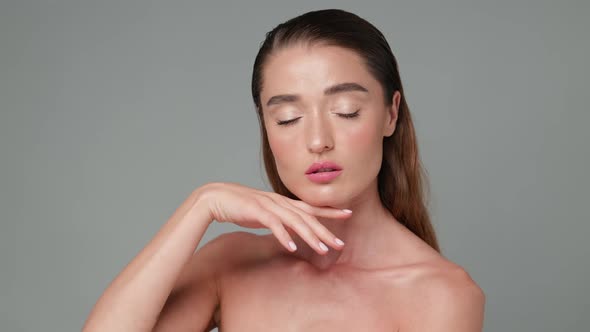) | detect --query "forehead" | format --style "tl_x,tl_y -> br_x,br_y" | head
260,44 -> 379,106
